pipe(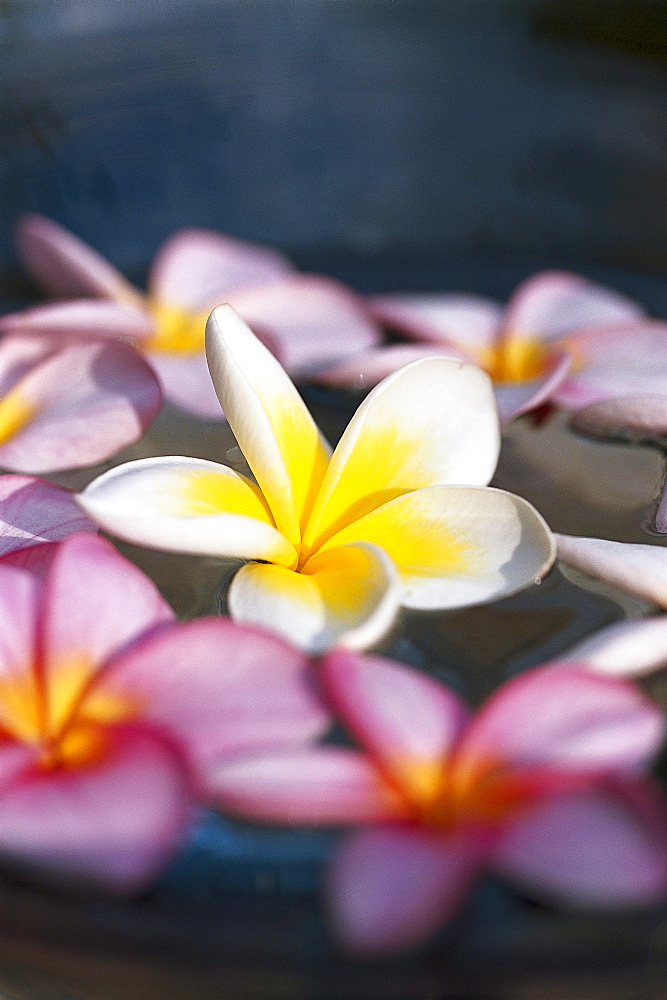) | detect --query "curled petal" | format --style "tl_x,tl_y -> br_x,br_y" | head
228,274 -> 381,376
494,350 -> 572,424
15,213 -> 140,303
0,337 -> 162,474
571,395 -> 667,446
77,456 -> 297,566
494,781 -> 667,909
317,485 -> 555,610
206,306 -> 331,547
0,723 -> 192,893
148,227 -> 294,311
328,824 -> 484,954
368,293 -> 503,351
562,616 -> 667,679
228,542 -> 401,654
208,746 -> 400,824
103,617 -> 329,770
0,300 -> 154,343
0,476 -> 96,556
302,358 -> 501,555
505,271 -> 644,342
322,649 -> 469,783
556,533 -> 667,608
313,344 -> 470,391
459,663 -> 665,777
146,352 -> 226,420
